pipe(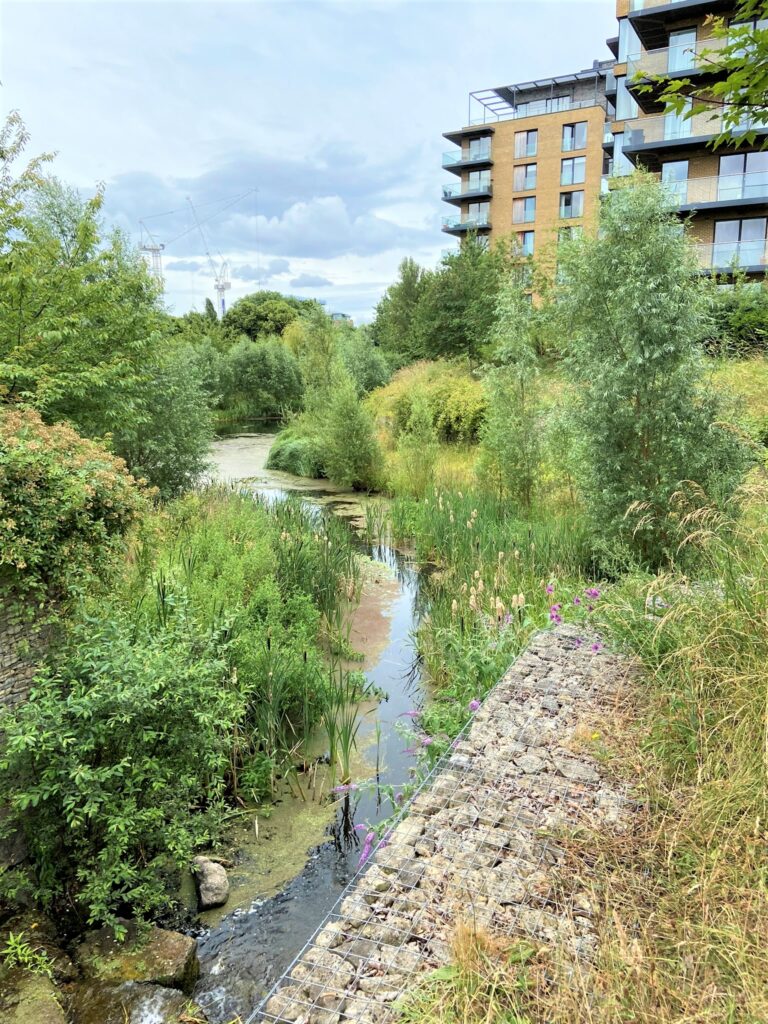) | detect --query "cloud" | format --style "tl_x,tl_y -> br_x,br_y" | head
165,259 -> 203,272
289,272 -> 333,288
231,258 -> 291,282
